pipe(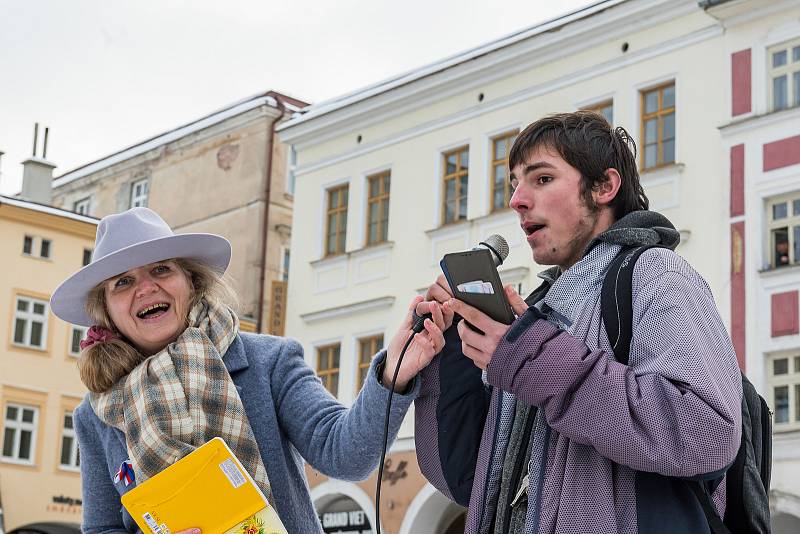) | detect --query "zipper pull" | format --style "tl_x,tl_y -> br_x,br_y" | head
510,473 -> 529,507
